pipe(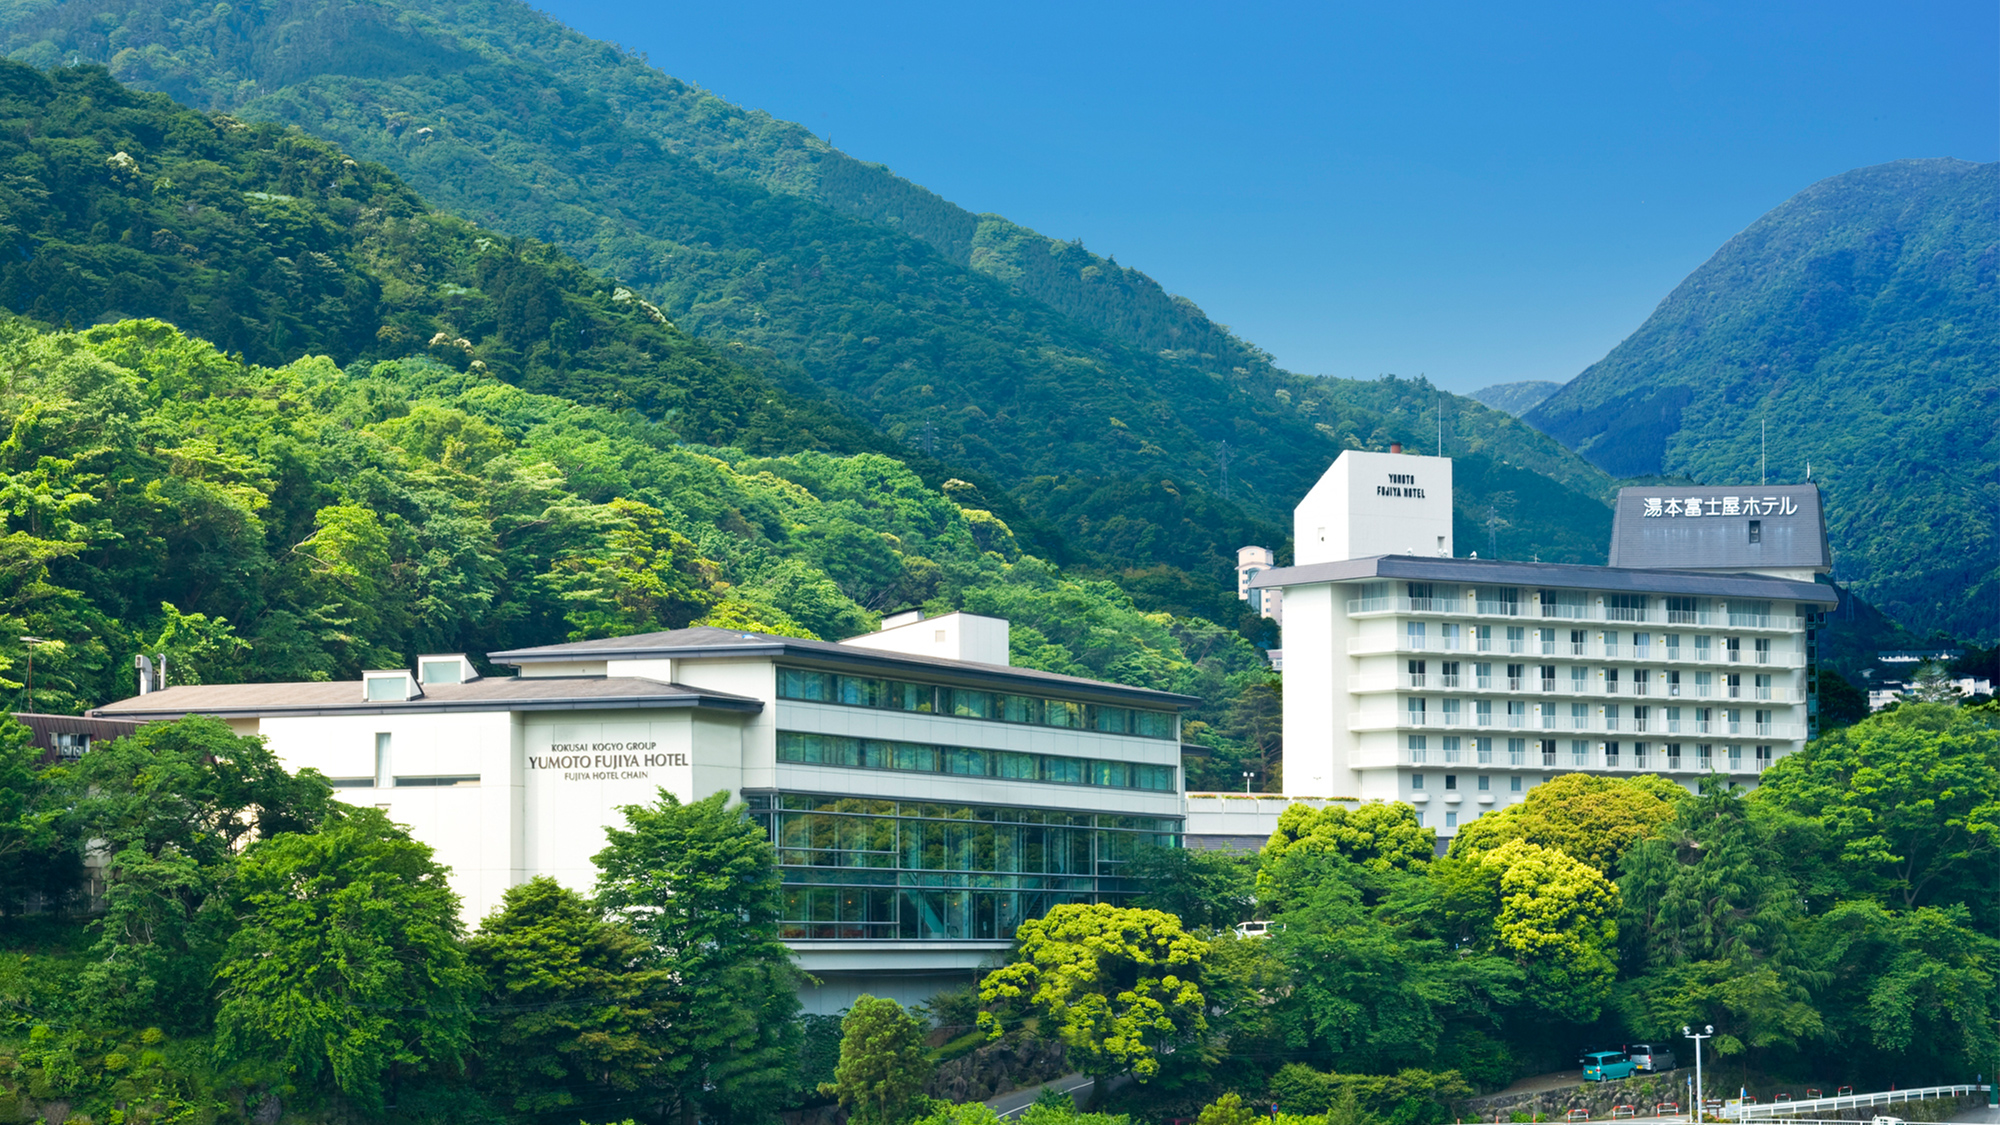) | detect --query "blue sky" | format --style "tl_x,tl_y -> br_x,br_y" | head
535,0 -> 1996,394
